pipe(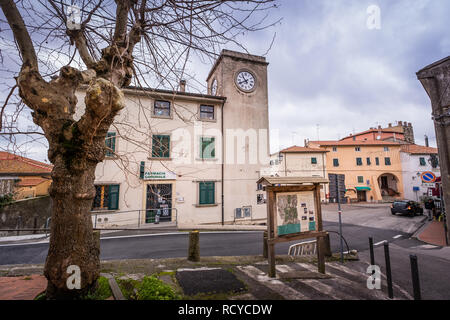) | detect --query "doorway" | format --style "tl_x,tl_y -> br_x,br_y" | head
357,190 -> 367,202
146,184 -> 172,223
